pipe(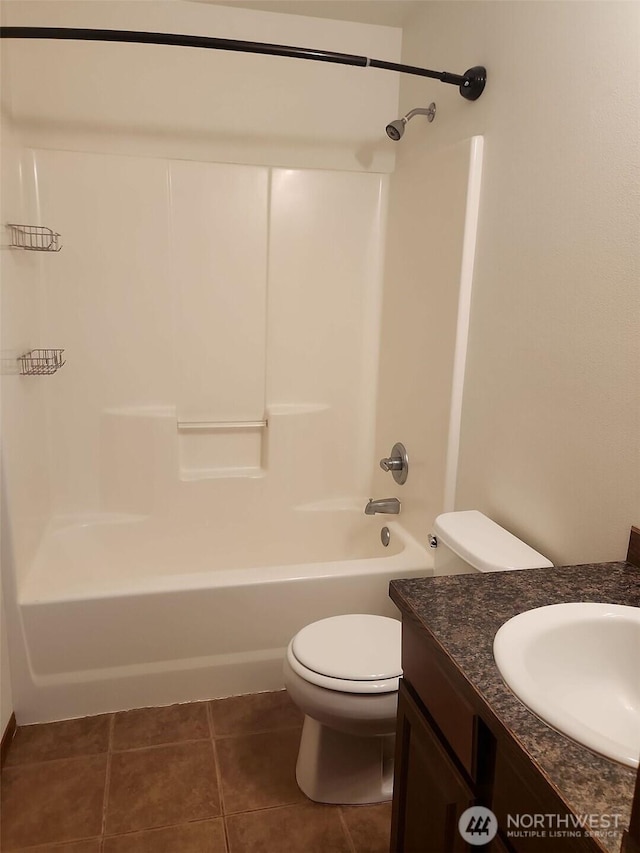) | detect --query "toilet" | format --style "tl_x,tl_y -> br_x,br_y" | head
430,510 -> 554,576
283,510 -> 553,804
